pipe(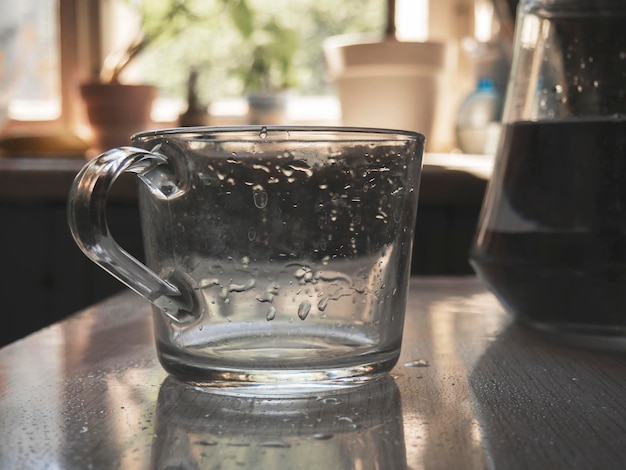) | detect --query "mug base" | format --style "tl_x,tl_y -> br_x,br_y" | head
157,348 -> 400,397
